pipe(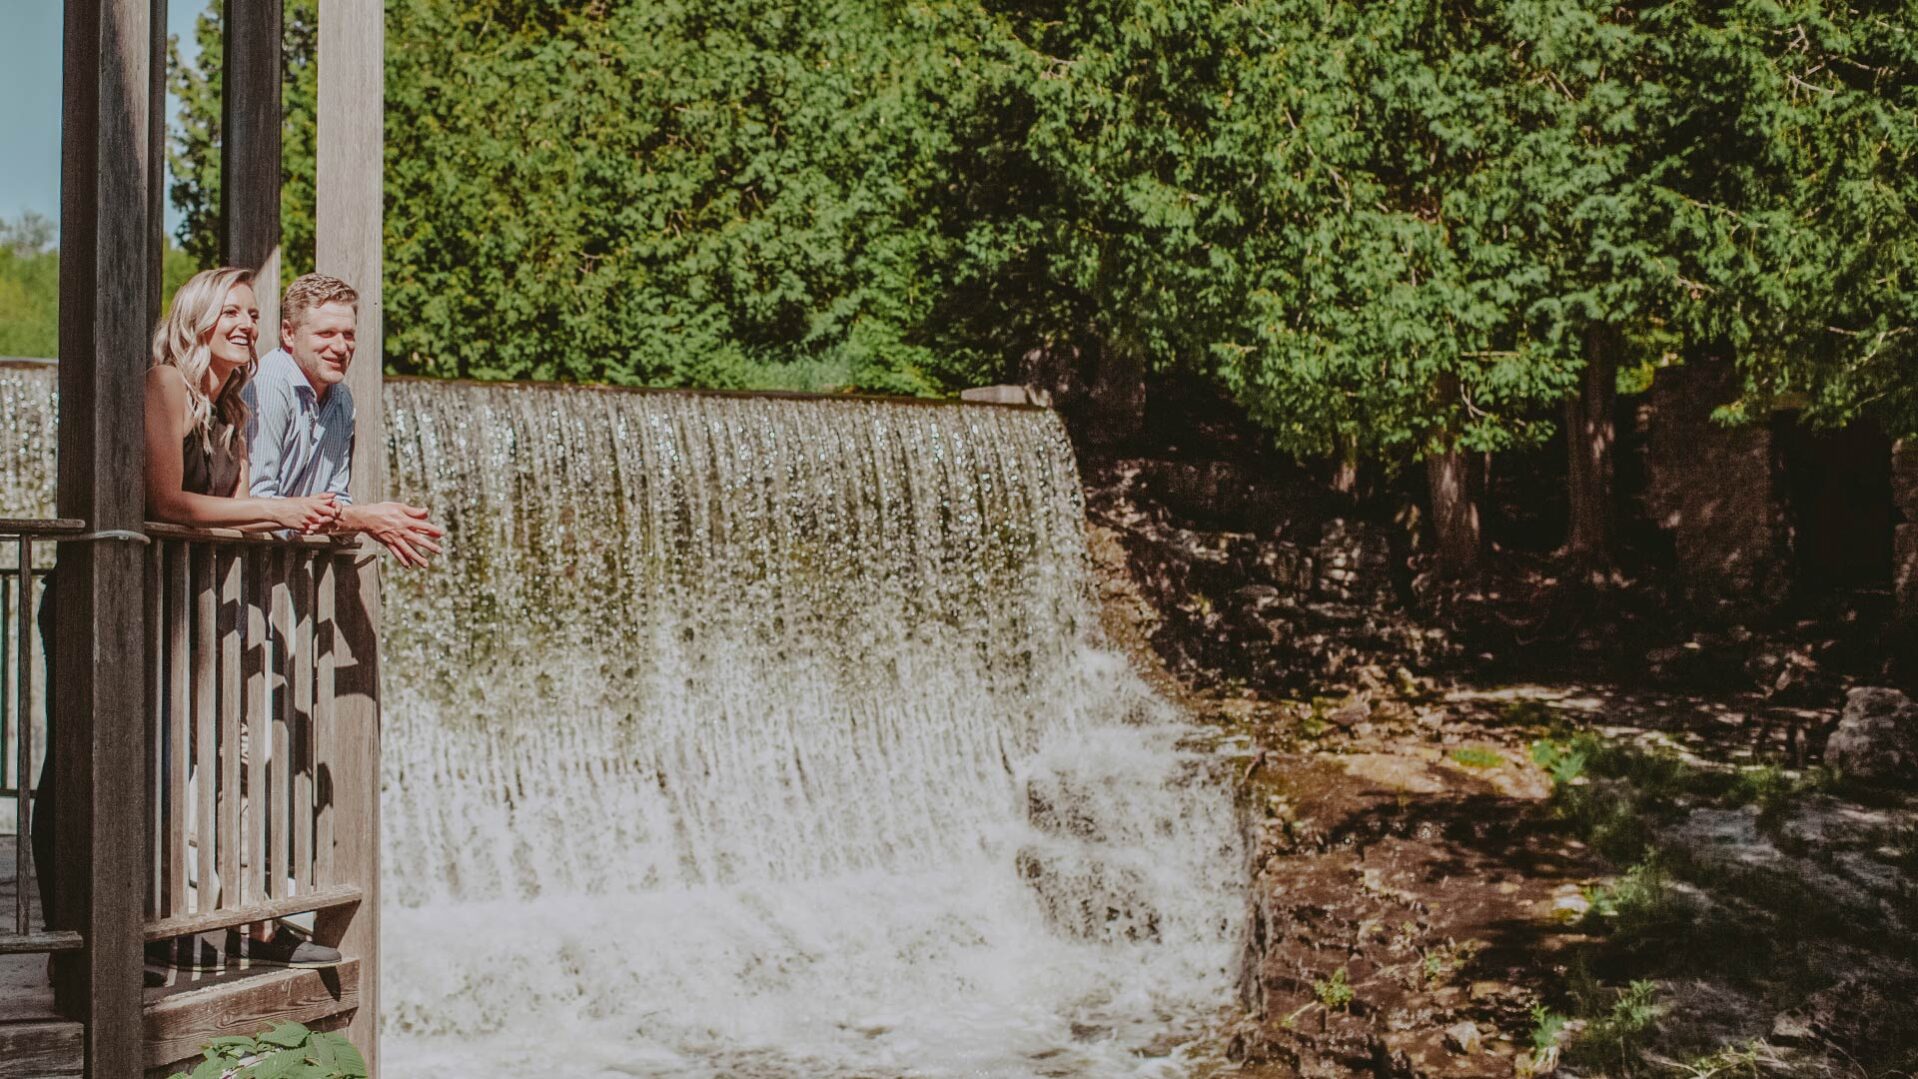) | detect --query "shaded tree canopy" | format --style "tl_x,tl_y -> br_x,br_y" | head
167,0 -> 1918,462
